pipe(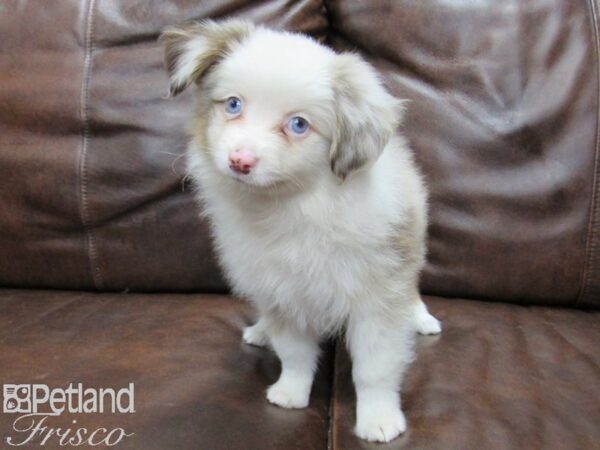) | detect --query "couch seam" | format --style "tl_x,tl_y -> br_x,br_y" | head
578,0 -> 600,306
326,340 -> 337,450
322,4 -> 339,444
78,0 -> 103,290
